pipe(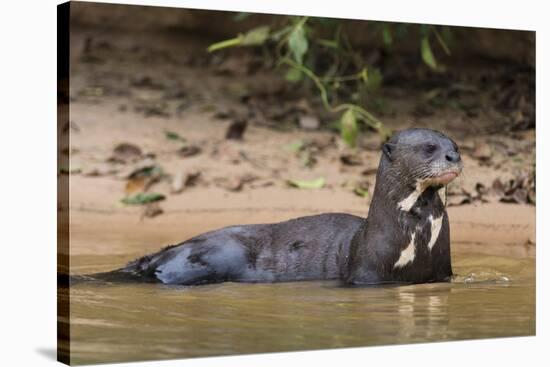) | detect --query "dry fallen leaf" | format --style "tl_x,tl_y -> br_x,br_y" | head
215,174 -> 258,192
116,158 -> 156,180
125,176 -> 147,195
340,153 -> 363,166
491,170 -> 535,205
249,179 -> 275,189
109,143 -> 143,164
447,184 -> 489,207
492,178 -> 506,197
177,145 -> 202,158
142,202 -> 164,219
134,100 -> 170,118
361,167 -> 378,176
120,159 -> 164,195
226,119 -> 248,140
